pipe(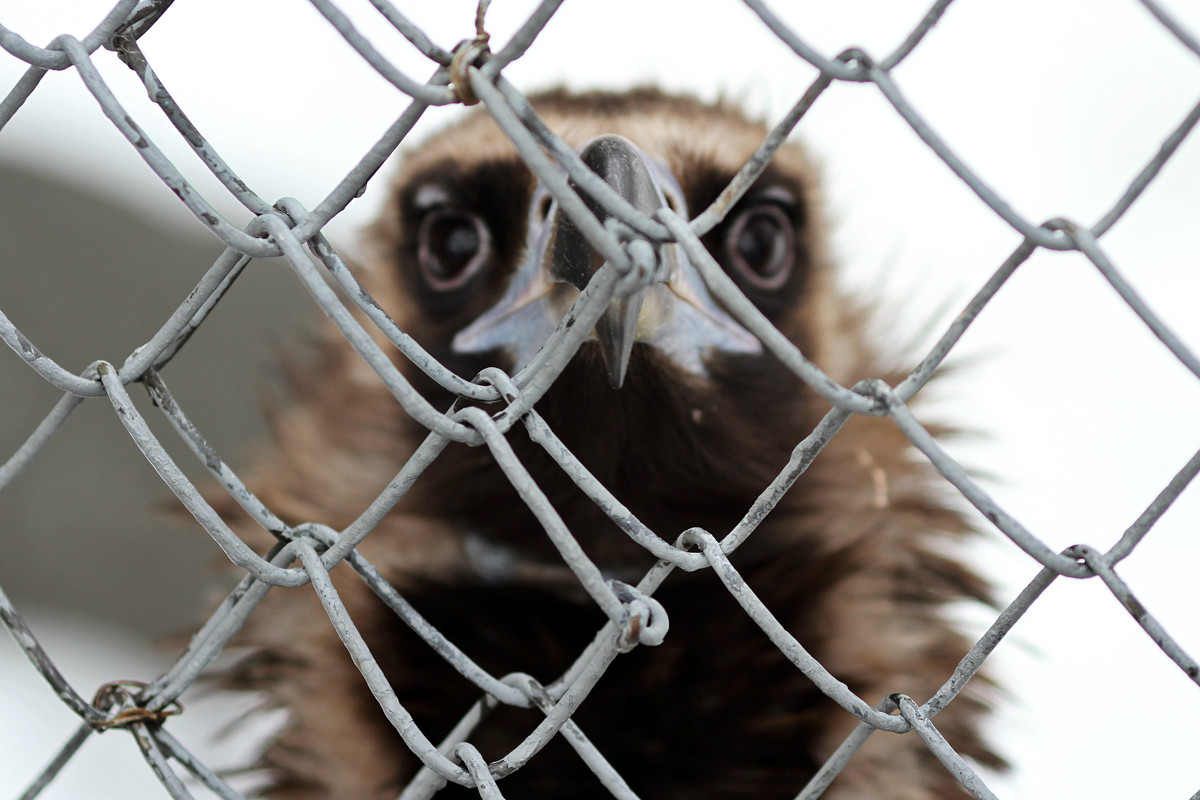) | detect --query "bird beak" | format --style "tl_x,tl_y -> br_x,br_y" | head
452,135 -> 760,388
